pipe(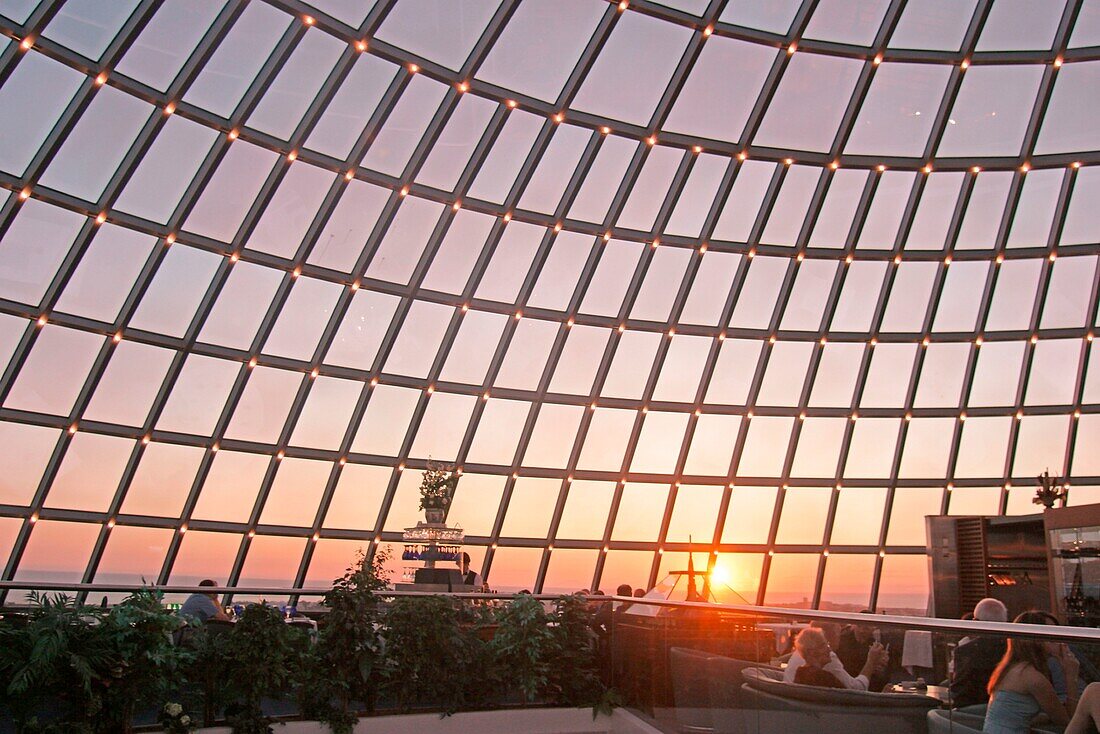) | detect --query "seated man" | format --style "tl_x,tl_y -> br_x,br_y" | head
784,627 -> 887,691
949,597 -> 1008,709
837,611 -> 889,691
179,579 -> 231,624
